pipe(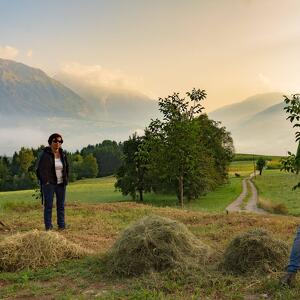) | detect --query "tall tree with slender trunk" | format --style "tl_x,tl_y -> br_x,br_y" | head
143,88 -> 208,207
